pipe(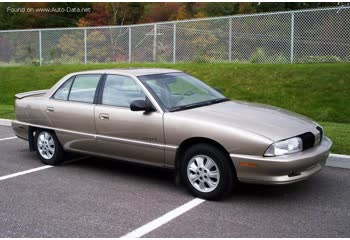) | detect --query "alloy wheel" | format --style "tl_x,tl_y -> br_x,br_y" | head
37,131 -> 55,160
187,155 -> 220,193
